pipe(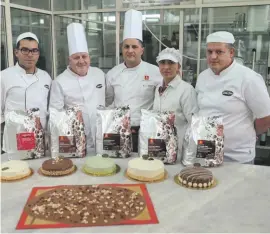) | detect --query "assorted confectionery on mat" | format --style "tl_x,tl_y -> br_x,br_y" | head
16,184 -> 158,229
